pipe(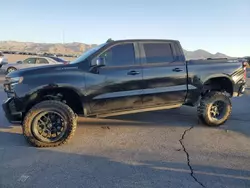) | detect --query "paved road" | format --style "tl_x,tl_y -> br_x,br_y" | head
0,74 -> 250,188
